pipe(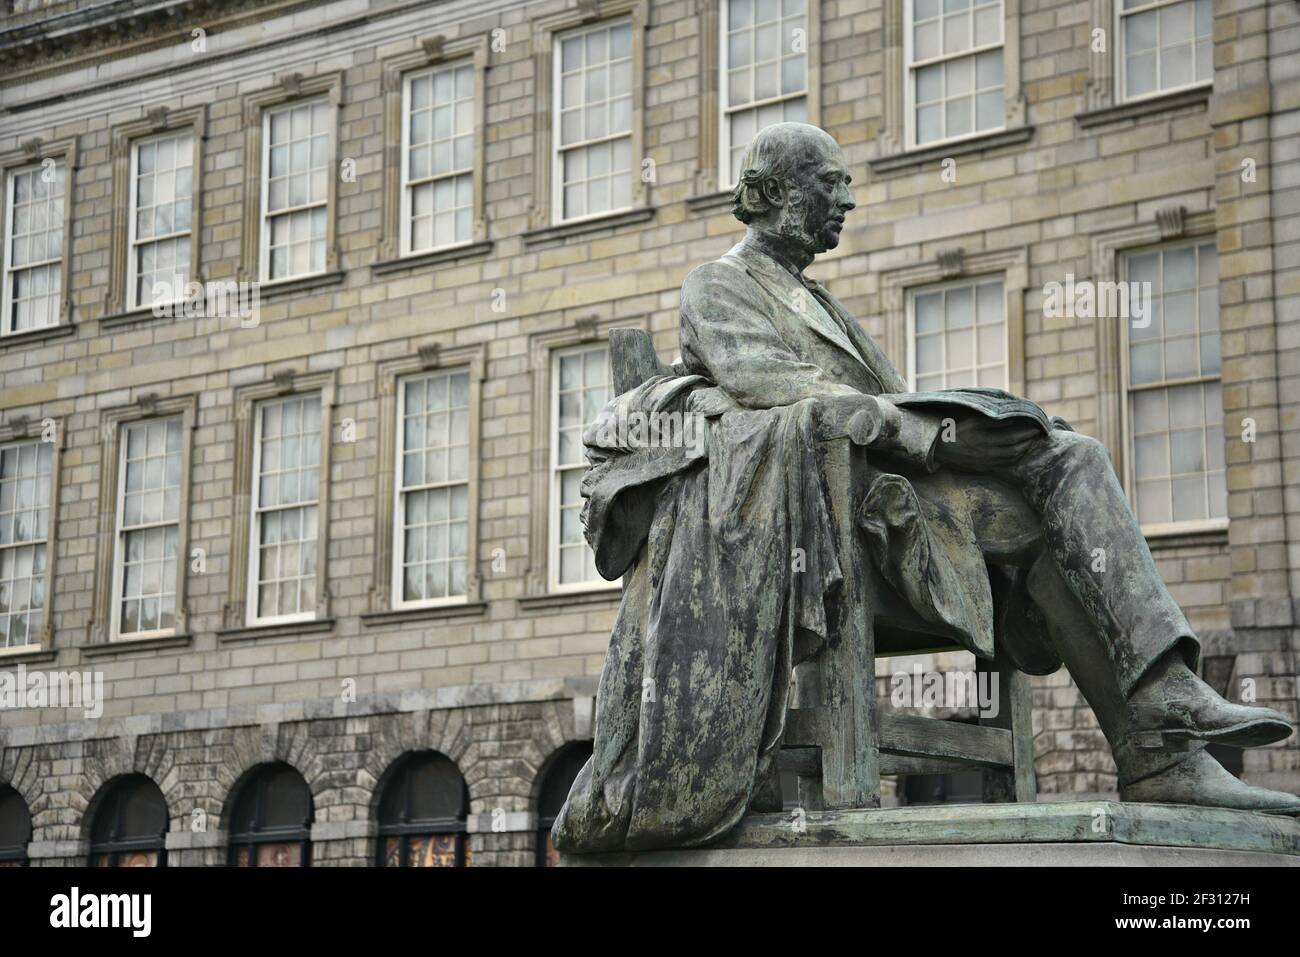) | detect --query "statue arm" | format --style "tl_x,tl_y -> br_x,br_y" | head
680,264 -> 943,471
